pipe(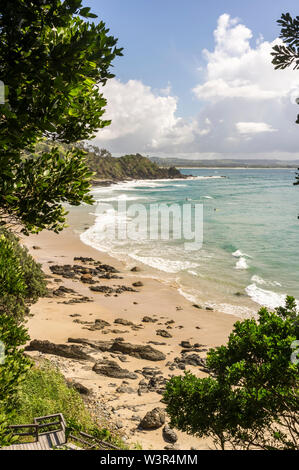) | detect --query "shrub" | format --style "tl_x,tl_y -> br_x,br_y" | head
164,297 -> 299,450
